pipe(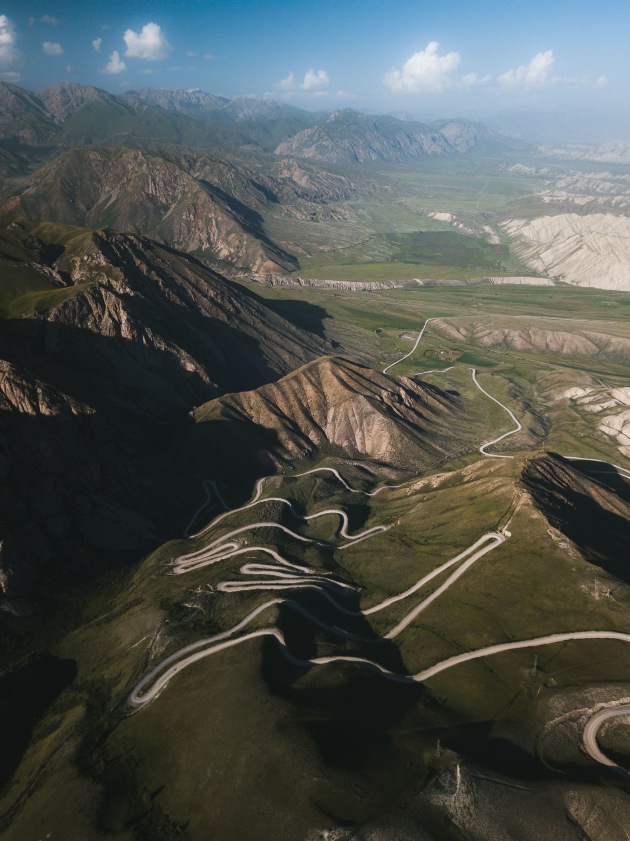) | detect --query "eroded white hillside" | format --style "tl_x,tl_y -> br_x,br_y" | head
502,213 -> 630,290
